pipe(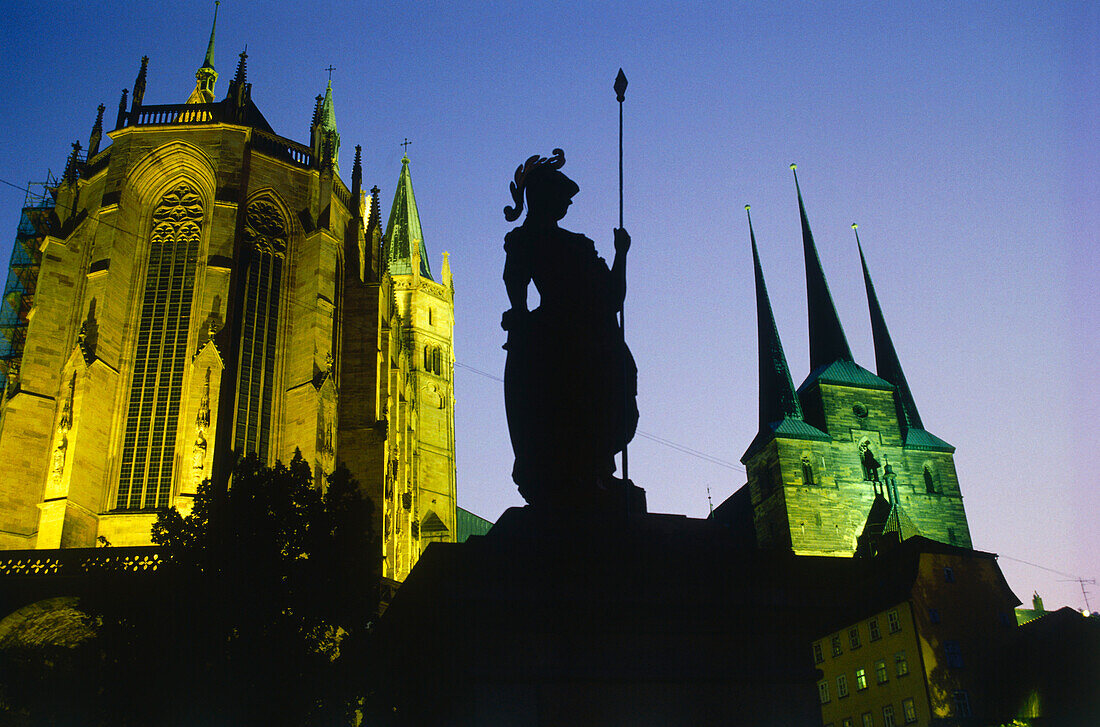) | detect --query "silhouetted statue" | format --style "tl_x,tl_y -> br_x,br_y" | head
502,149 -> 638,509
